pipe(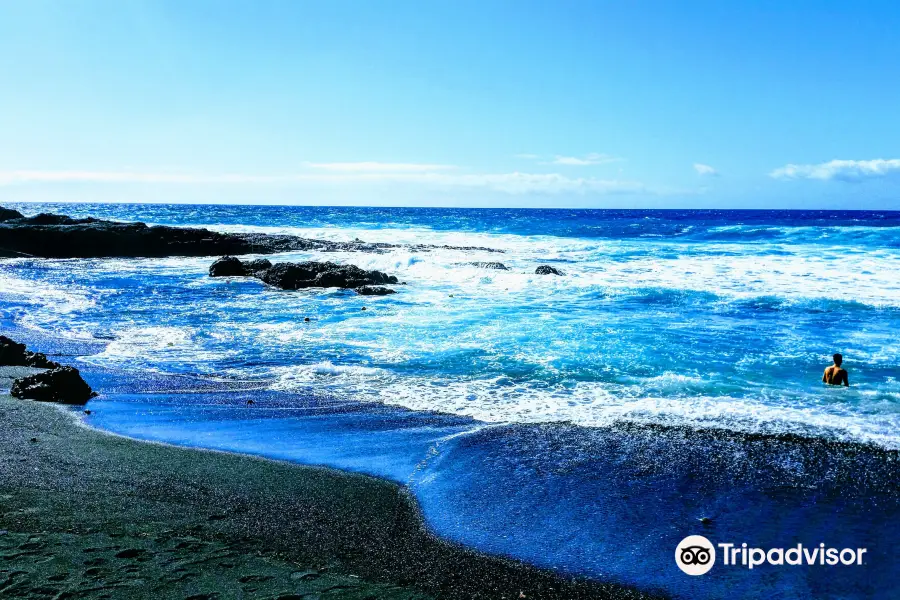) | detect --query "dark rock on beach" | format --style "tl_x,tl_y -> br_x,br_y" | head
210,257 -> 399,292
468,261 -> 509,270
10,366 -> 97,405
0,207 -> 503,258
355,286 -> 396,296
535,265 -> 565,276
0,336 -> 60,369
